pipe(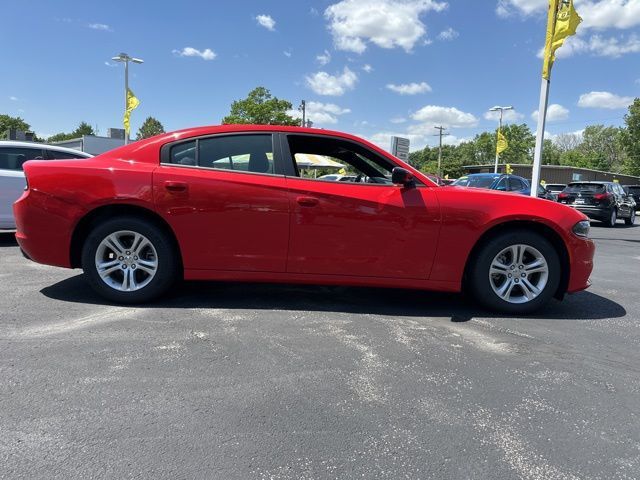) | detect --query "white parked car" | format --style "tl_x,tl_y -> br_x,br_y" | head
0,141 -> 92,229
